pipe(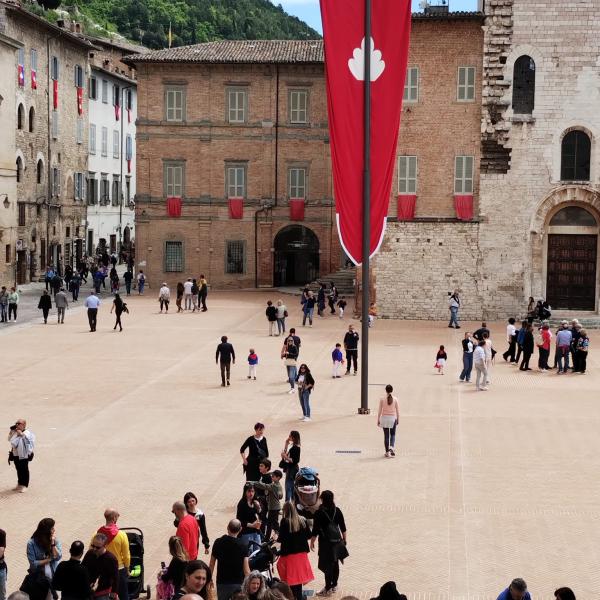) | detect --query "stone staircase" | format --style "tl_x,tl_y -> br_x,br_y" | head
536,312 -> 600,330
307,266 -> 356,296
